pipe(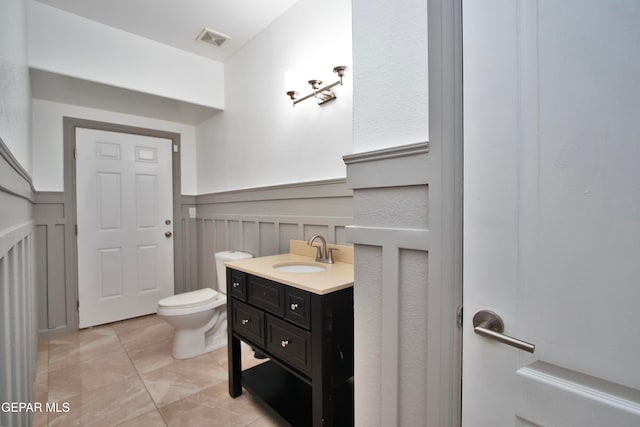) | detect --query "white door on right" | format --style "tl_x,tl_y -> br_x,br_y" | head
462,0 -> 640,426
